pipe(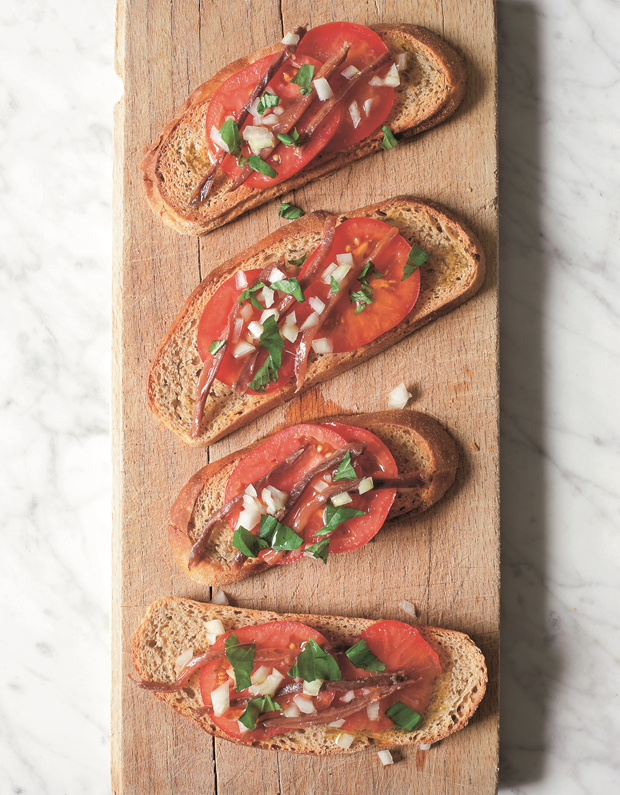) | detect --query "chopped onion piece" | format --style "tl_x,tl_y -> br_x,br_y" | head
249,668 -> 285,697
267,485 -> 288,511
242,494 -> 262,513
359,476 -> 374,494
233,341 -> 255,358
237,506 -> 261,531
300,312 -> 320,331
268,267 -> 286,284
242,125 -> 276,154
206,632 -> 218,645
282,323 -> 299,343
313,478 -> 329,493
341,65 -> 360,79
285,310 -> 297,326
328,719 -> 346,728
387,382 -> 412,409
335,732 -> 355,749
331,492 -> 352,507
235,271 -> 248,289
341,690 -> 355,703
283,703 -> 300,718
399,599 -> 417,618
303,679 -> 324,696
204,619 -> 225,638
309,296 -> 325,315
331,263 -> 351,283
211,590 -> 229,606
349,100 -> 361,129
210,681 -> 230,717
363,98 -> 374,116
176,647 -> 193,669
260,308 -> 280,324
261,286 -> 275,308
272,105 -> 284,116
233,317 -> 244,339
419,743 -> 432,751
237,720 -> 249,734
251,666 -> 271,686
240,302 -> 253,322
378,750 -> 394,766
261,113 -> 280,125
383,64 -> 400,87
293,694 -> 316,714
321,262 -> 338,283
312,338 -> 333,355
369,75 -> 384,87
336,252 -> 353,266
210,125 -> 230,153
282,31 -> 300,45
397,53 -> 407,70
248,320 -> 263,340
249,97 -> 261,117
367,701 -> 380,721
314,76 -> 334,101
244,484 -> 257,497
